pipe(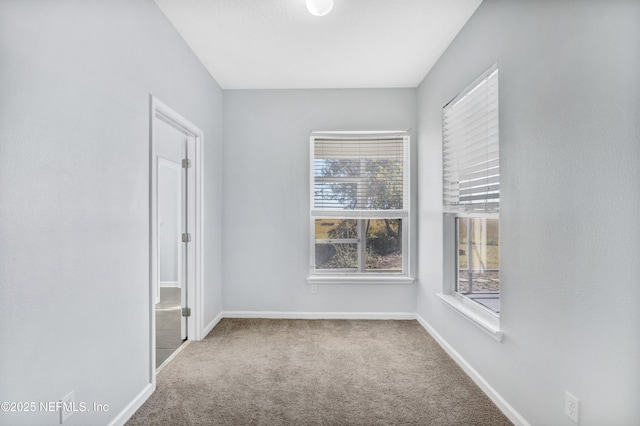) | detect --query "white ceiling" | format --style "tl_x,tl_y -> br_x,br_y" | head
154,0 -> 482,89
